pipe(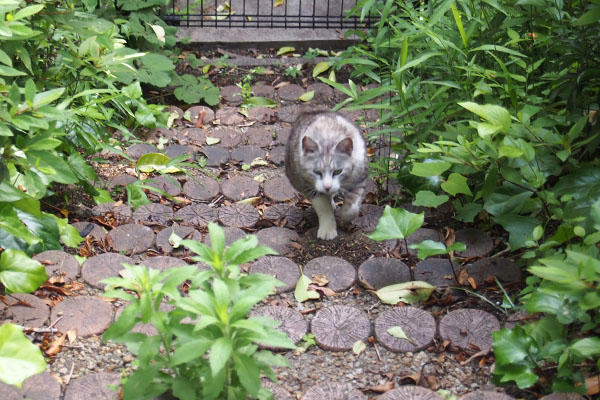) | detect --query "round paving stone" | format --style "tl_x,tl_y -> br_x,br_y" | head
81,253 -> 134,289
140,256 -> 188,272
455,228 -> 494,258
164,144 -> 195,160
262,380 -> 293,400
183,177 -> 220,201
218,203 -> 259,228
251,256 -> 300,293
256,227 -> 299,255
177,127 -> 207,146
311,306 -> 371,351
252,83 -> 275,98
216,107 -> 244,125
267,146 -> 286,165
63,372 -> 120,400
169,105 -> 184,122
34,250 -> 79,281
358,257 -> 410,290
72,222 -> 107,241
156,225 -> 202,254
374,307 -> 436,352
174,204 -> 218,228
125,143 -> 155,159
439,309 -> 500,353
132,203 -> 174,226
107,223 -> 155,254
354,204 -> 385,232
3,293 -> 49,328
278,84 -> 305,101
186,105 -> 215,125
464,257 -> 522,284
199,146 -> 230,166
92,202 -> 132,221
399,228 -> 445,255
303,256 -> 356,292
379,386 -> 443,400
540,394 -> 585,400
263,175 -> 297,202
204,226 -> 247,248
220,85 -> 242,104
275,127 -> 291,145
301,382 -> 366,400
0,371 -> 61,400
278,105 -> 300,123
51,297 -> 112,337
263,203 -> 304,228
207,128 -> 243,148
221,175 -> 260,201
230,145 -> 266,164
460,392 -> 514,400
414,258 -> 461,287
106,174 -> 137,190
245,127 -> 274,147
247,107 -> 277,123
145,175 -> 181,197
147,127 -> 176,141
251,306 -> 307,349
307,82 -> 334,101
